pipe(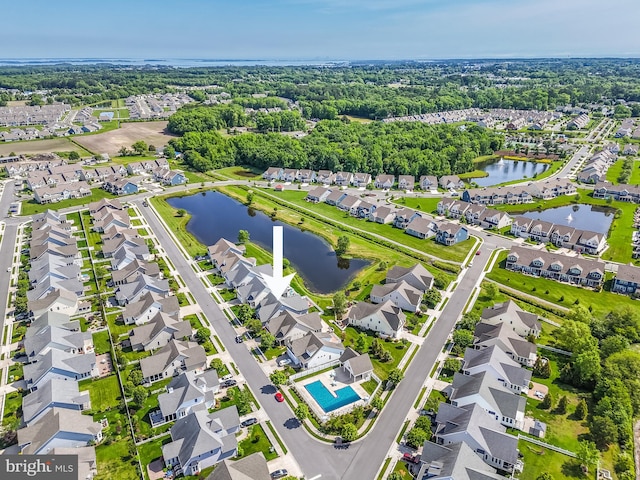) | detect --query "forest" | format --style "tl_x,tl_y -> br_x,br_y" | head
167,115 -> 503,175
